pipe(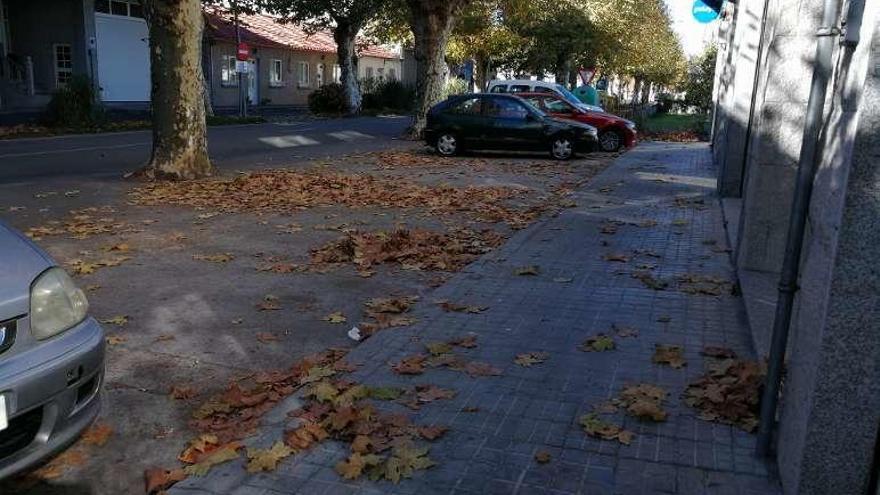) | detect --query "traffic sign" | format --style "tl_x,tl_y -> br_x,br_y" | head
692,0 -> 721,23
237,43 -> 250,61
